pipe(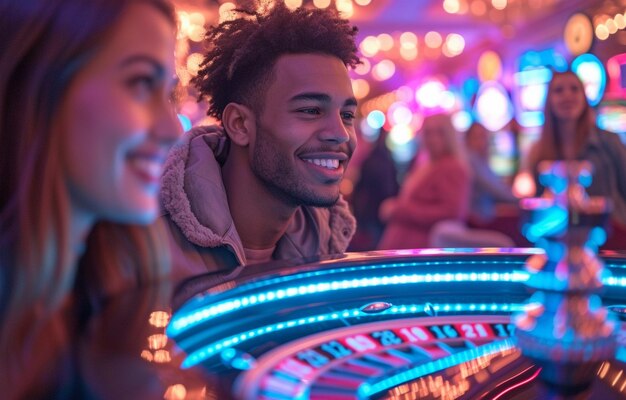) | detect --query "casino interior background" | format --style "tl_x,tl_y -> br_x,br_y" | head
170,0 -> 626,249
66,3 -> 626,399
